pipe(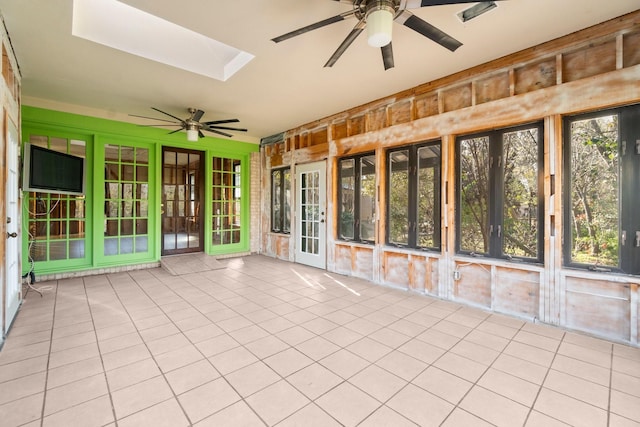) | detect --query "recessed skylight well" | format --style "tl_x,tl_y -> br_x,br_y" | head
72,0 -> 253,81
457,1 -> 498,23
